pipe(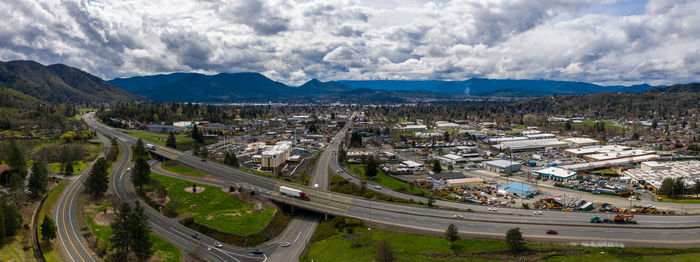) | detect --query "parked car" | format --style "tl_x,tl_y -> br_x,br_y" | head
546,229 -> 558,235
488,207 -> 498,212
